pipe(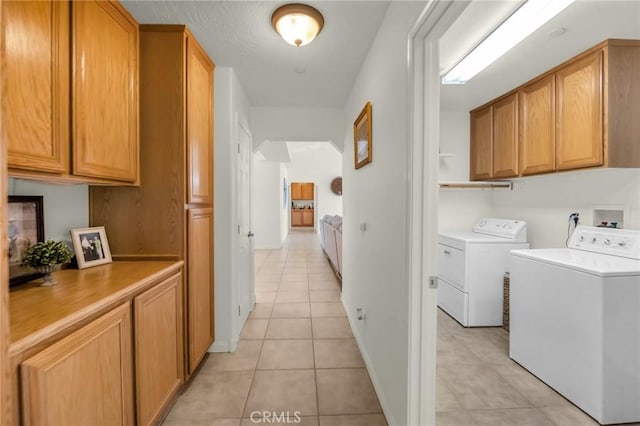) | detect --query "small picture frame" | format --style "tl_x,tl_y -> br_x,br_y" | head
354,101 -> 372,169
70,226 -> 112,269
8,196 -> 45,286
